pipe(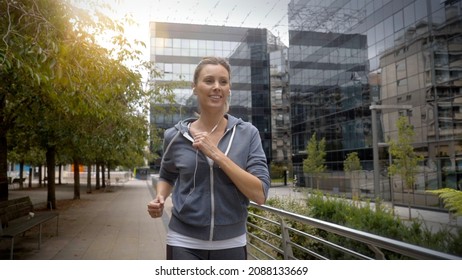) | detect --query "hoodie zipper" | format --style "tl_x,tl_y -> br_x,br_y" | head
208,163 -> 215,241
208,125 -> 236,241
